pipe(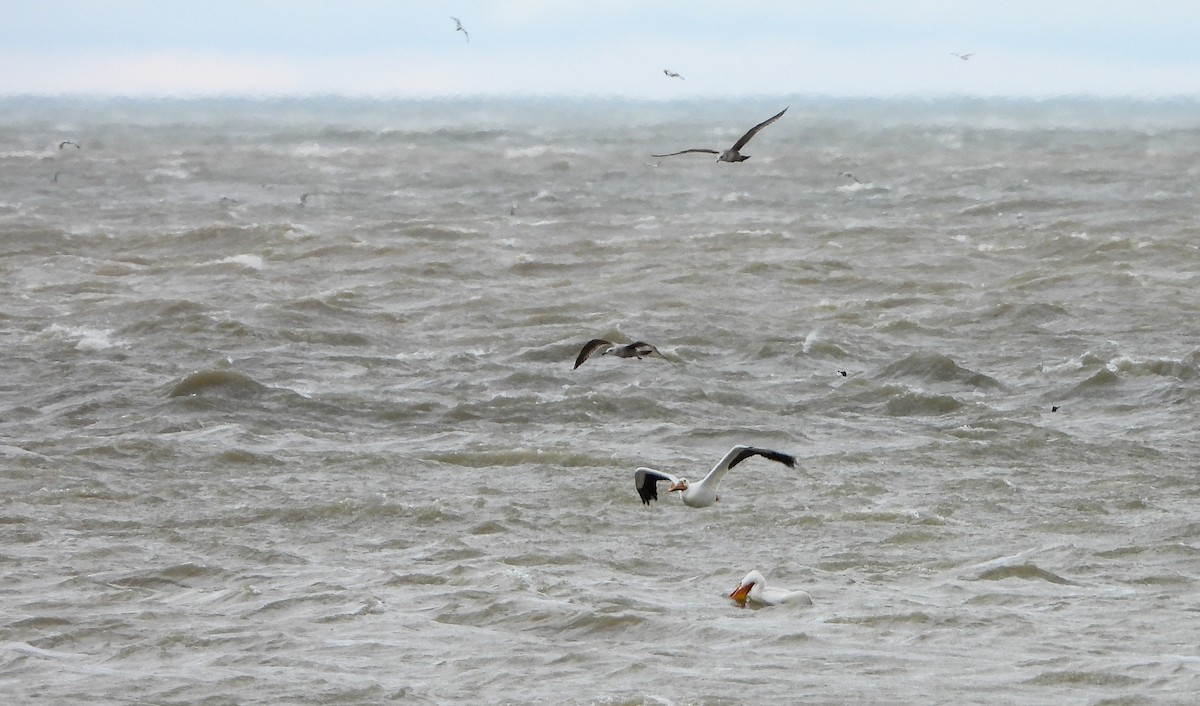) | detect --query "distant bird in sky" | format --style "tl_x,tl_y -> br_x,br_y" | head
573,339 -> 666,369
663,69 -> 684,80
451,17 -> 469,42
652,107 -> 787,163
839,171 -> 862,184
951,52 -> 974,61
58,140 -> 80,149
